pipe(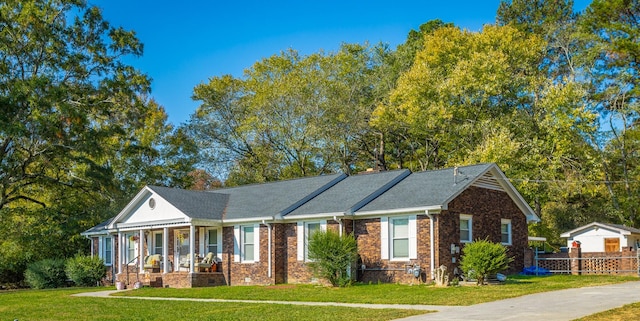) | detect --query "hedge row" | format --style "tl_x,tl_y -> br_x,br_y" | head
24,255 -> 106,289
